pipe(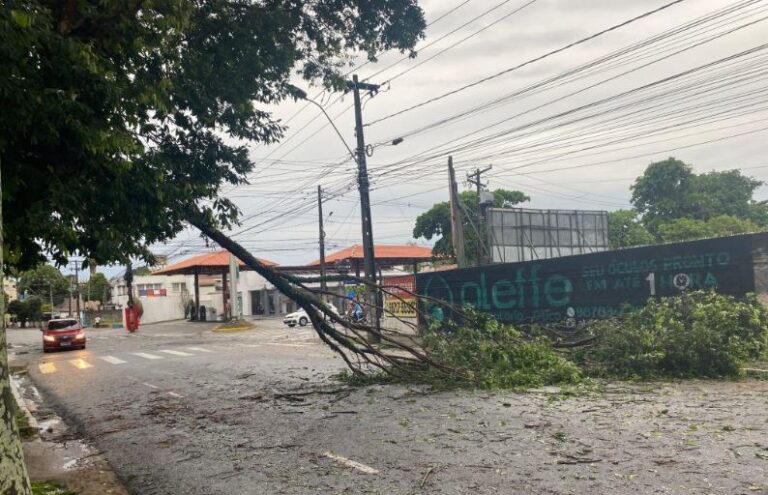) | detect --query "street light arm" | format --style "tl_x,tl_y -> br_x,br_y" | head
291,86 -> 357,163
